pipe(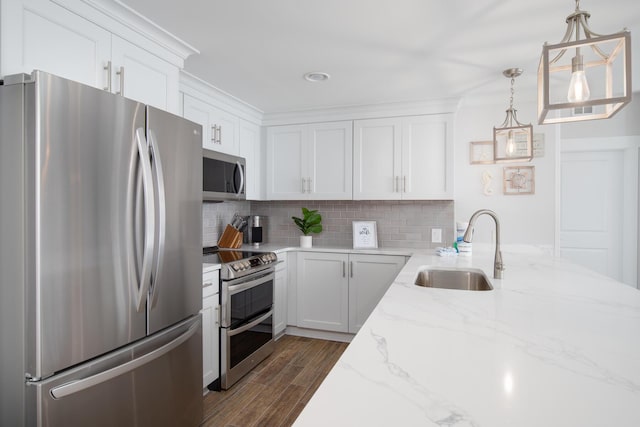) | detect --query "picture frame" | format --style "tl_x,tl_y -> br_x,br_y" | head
503,166 -> 535,195
352,221 -> 378,249
469,140 -> 495,165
